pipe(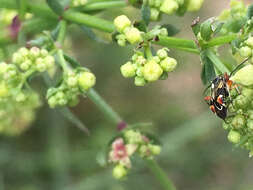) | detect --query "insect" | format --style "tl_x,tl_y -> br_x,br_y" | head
204,58 -> 249,120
